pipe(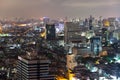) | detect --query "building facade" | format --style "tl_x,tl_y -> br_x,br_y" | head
17,55 -> 55,80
